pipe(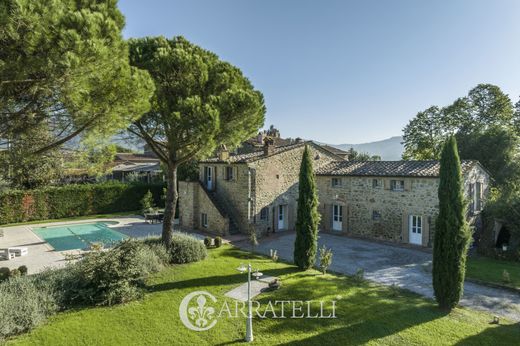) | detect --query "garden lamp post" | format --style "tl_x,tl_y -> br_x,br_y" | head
237,263 -> 262,342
